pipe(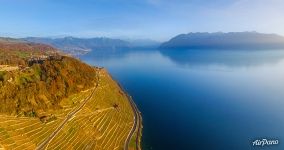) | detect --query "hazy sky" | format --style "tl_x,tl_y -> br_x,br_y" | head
0,0 -> 284,41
